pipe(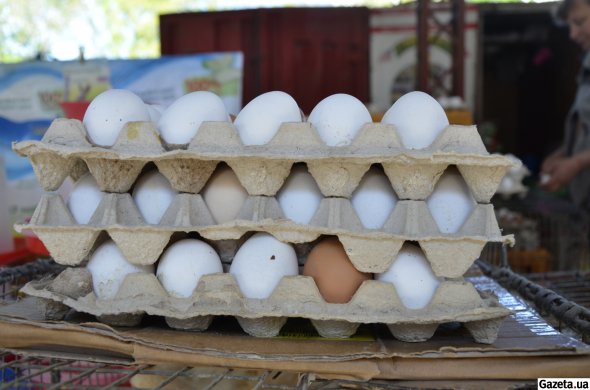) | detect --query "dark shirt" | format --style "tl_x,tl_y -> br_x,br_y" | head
564,51 -> 590,214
